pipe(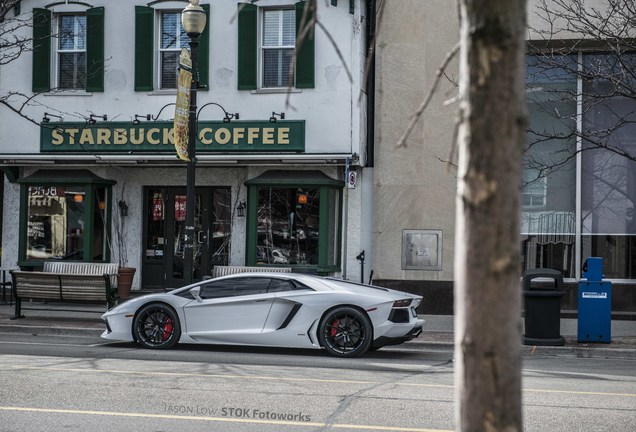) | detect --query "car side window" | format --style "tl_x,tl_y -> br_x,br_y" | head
268,279 -> 294,293
200,277 -> 271,299
291,280 -> 314,291
233,277 -> 271,296
200,280 -> 236,299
